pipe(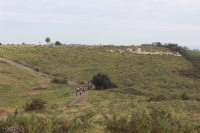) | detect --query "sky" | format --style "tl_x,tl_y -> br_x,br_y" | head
0,0 -> 200,50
